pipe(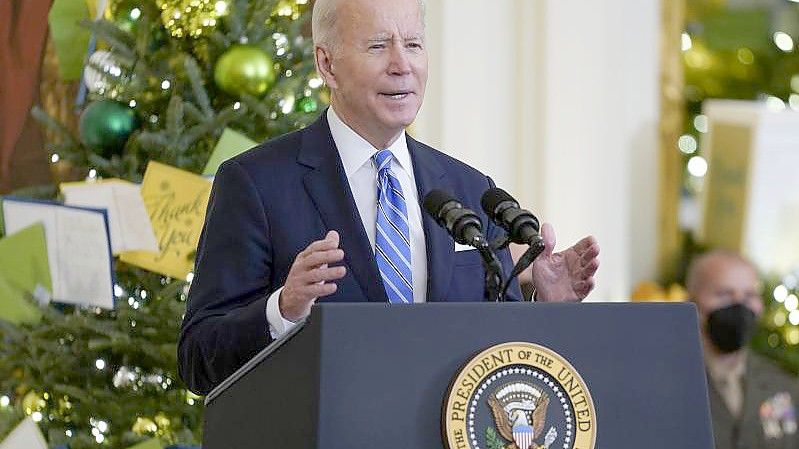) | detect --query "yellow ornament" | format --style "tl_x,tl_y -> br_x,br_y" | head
631,281 -> 666,302
156,0 -> 221,39
273,0 -> 299,19
666,283 -> 688,302
154,413 -> 172,430
57,396 -> 73,414
22,391 -> 46,414
132,417 -> 158,435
